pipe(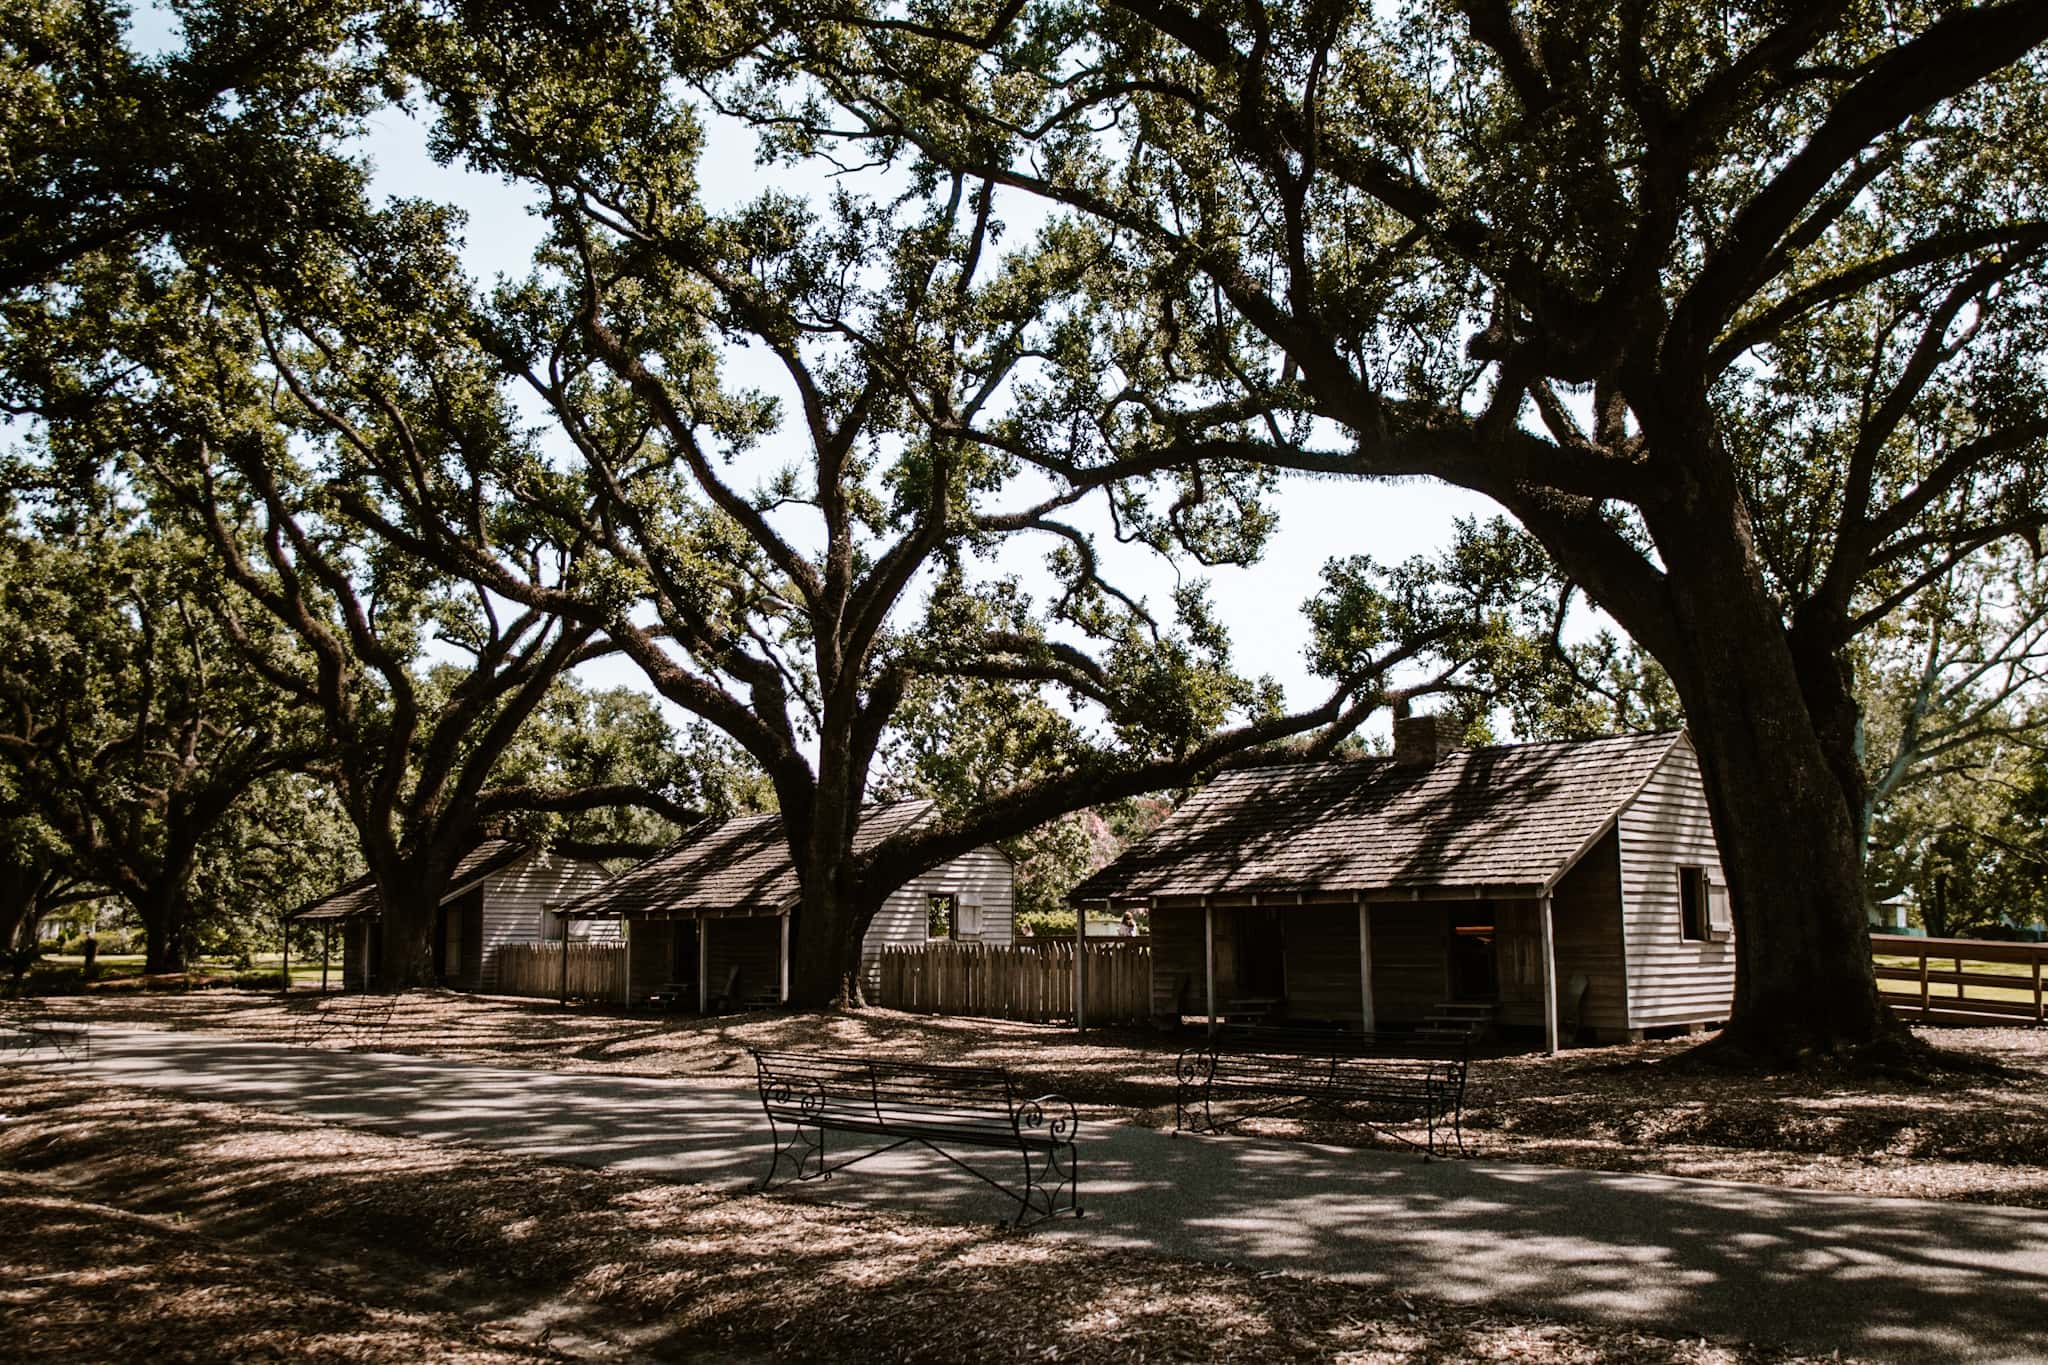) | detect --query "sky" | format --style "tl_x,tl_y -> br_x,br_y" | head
350,100 -> 1506,731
